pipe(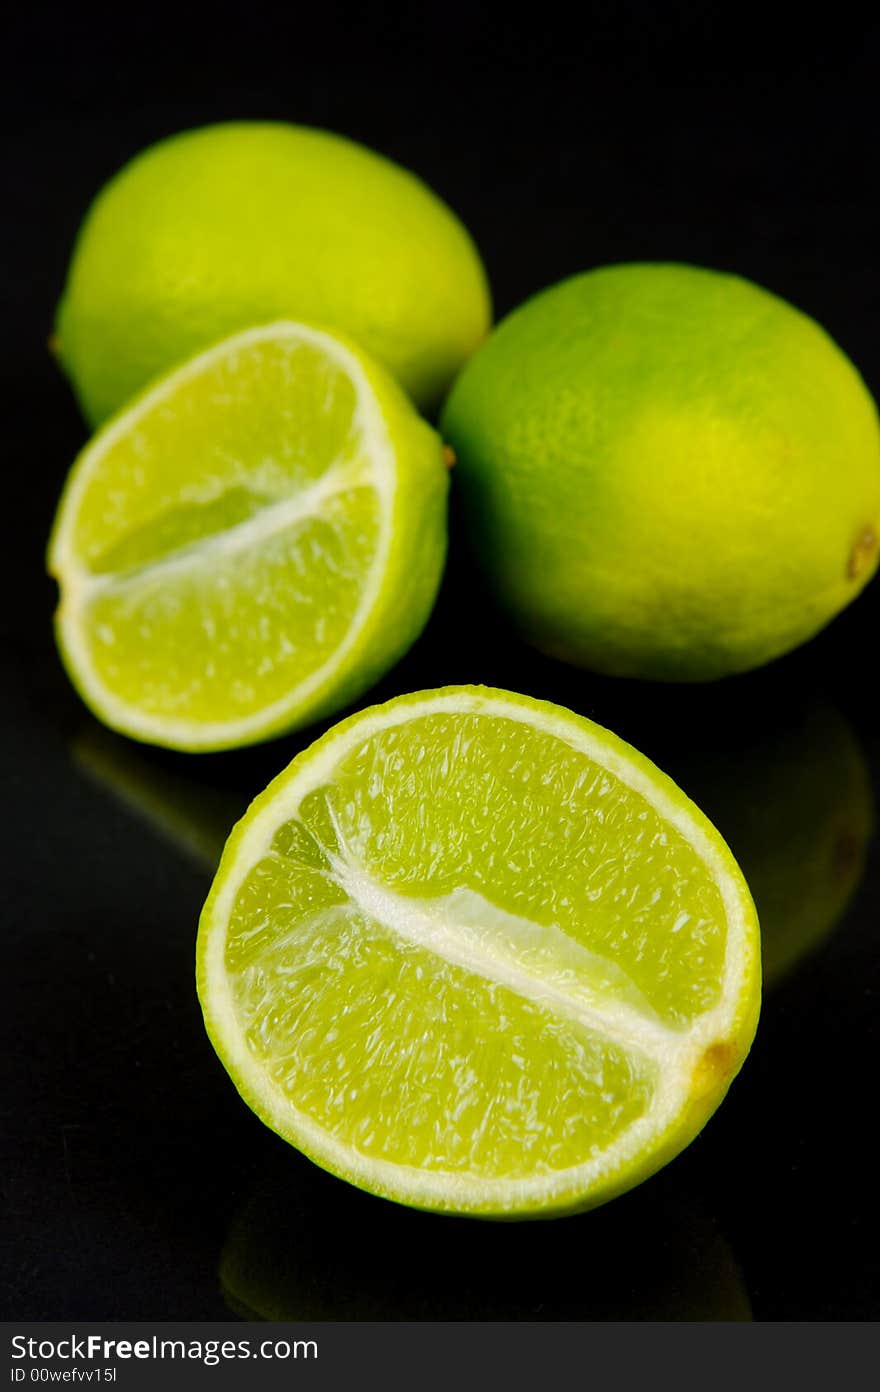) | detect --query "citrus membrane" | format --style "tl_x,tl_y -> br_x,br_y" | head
48,323 -> 448,751
197,686 -> 761,1217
